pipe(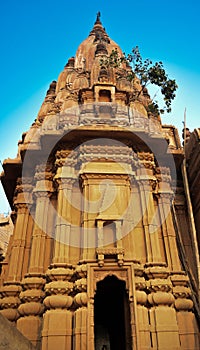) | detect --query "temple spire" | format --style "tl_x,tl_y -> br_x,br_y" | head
89,12 -> 110,43
95,11 -> 101,24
